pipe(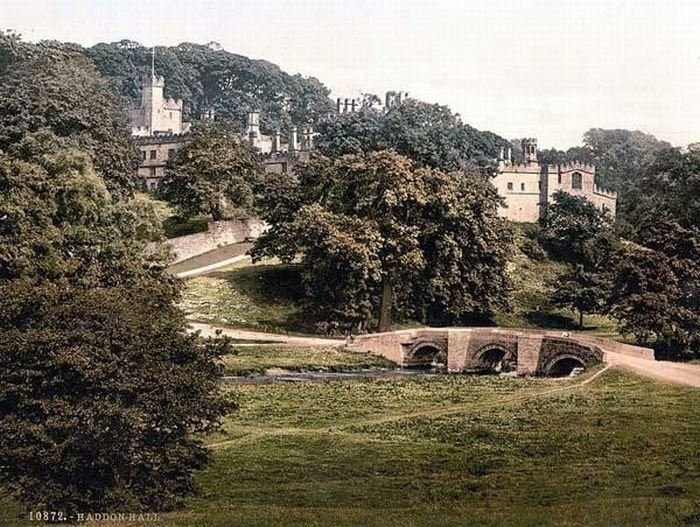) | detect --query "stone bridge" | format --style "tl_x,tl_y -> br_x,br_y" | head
345,327 -> 655,377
